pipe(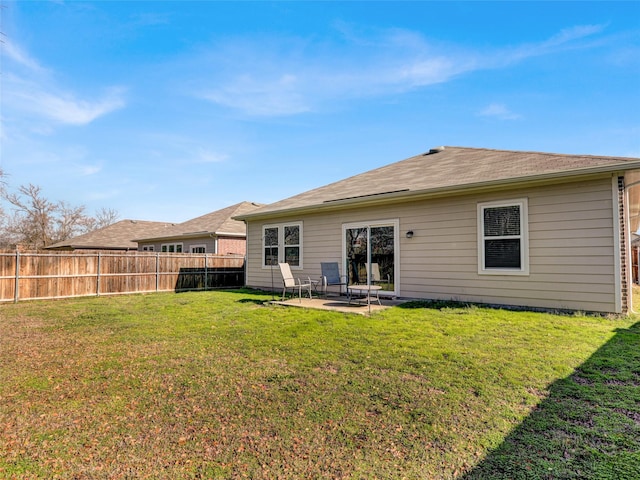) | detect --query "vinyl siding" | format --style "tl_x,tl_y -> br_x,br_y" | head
246,176 -> 620,313
139,237 -> 217,253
